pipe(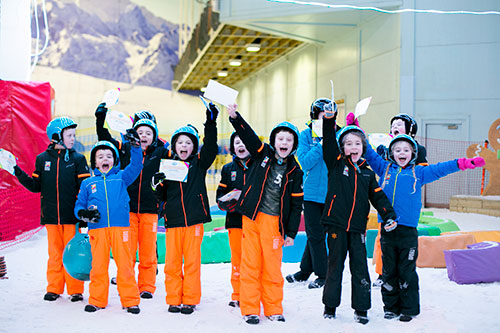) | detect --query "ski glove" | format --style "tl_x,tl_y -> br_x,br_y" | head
384,219 -> 398,232
78,207 -> 101,224
151,172 -> 166,191
346,112 -> 360,127
95,103 -> 108,119
206,102 -> 219,123
124,128 -> 141,147
376,145 -> 388,160
217,198 -> 238,213
457,157 -> 485,170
